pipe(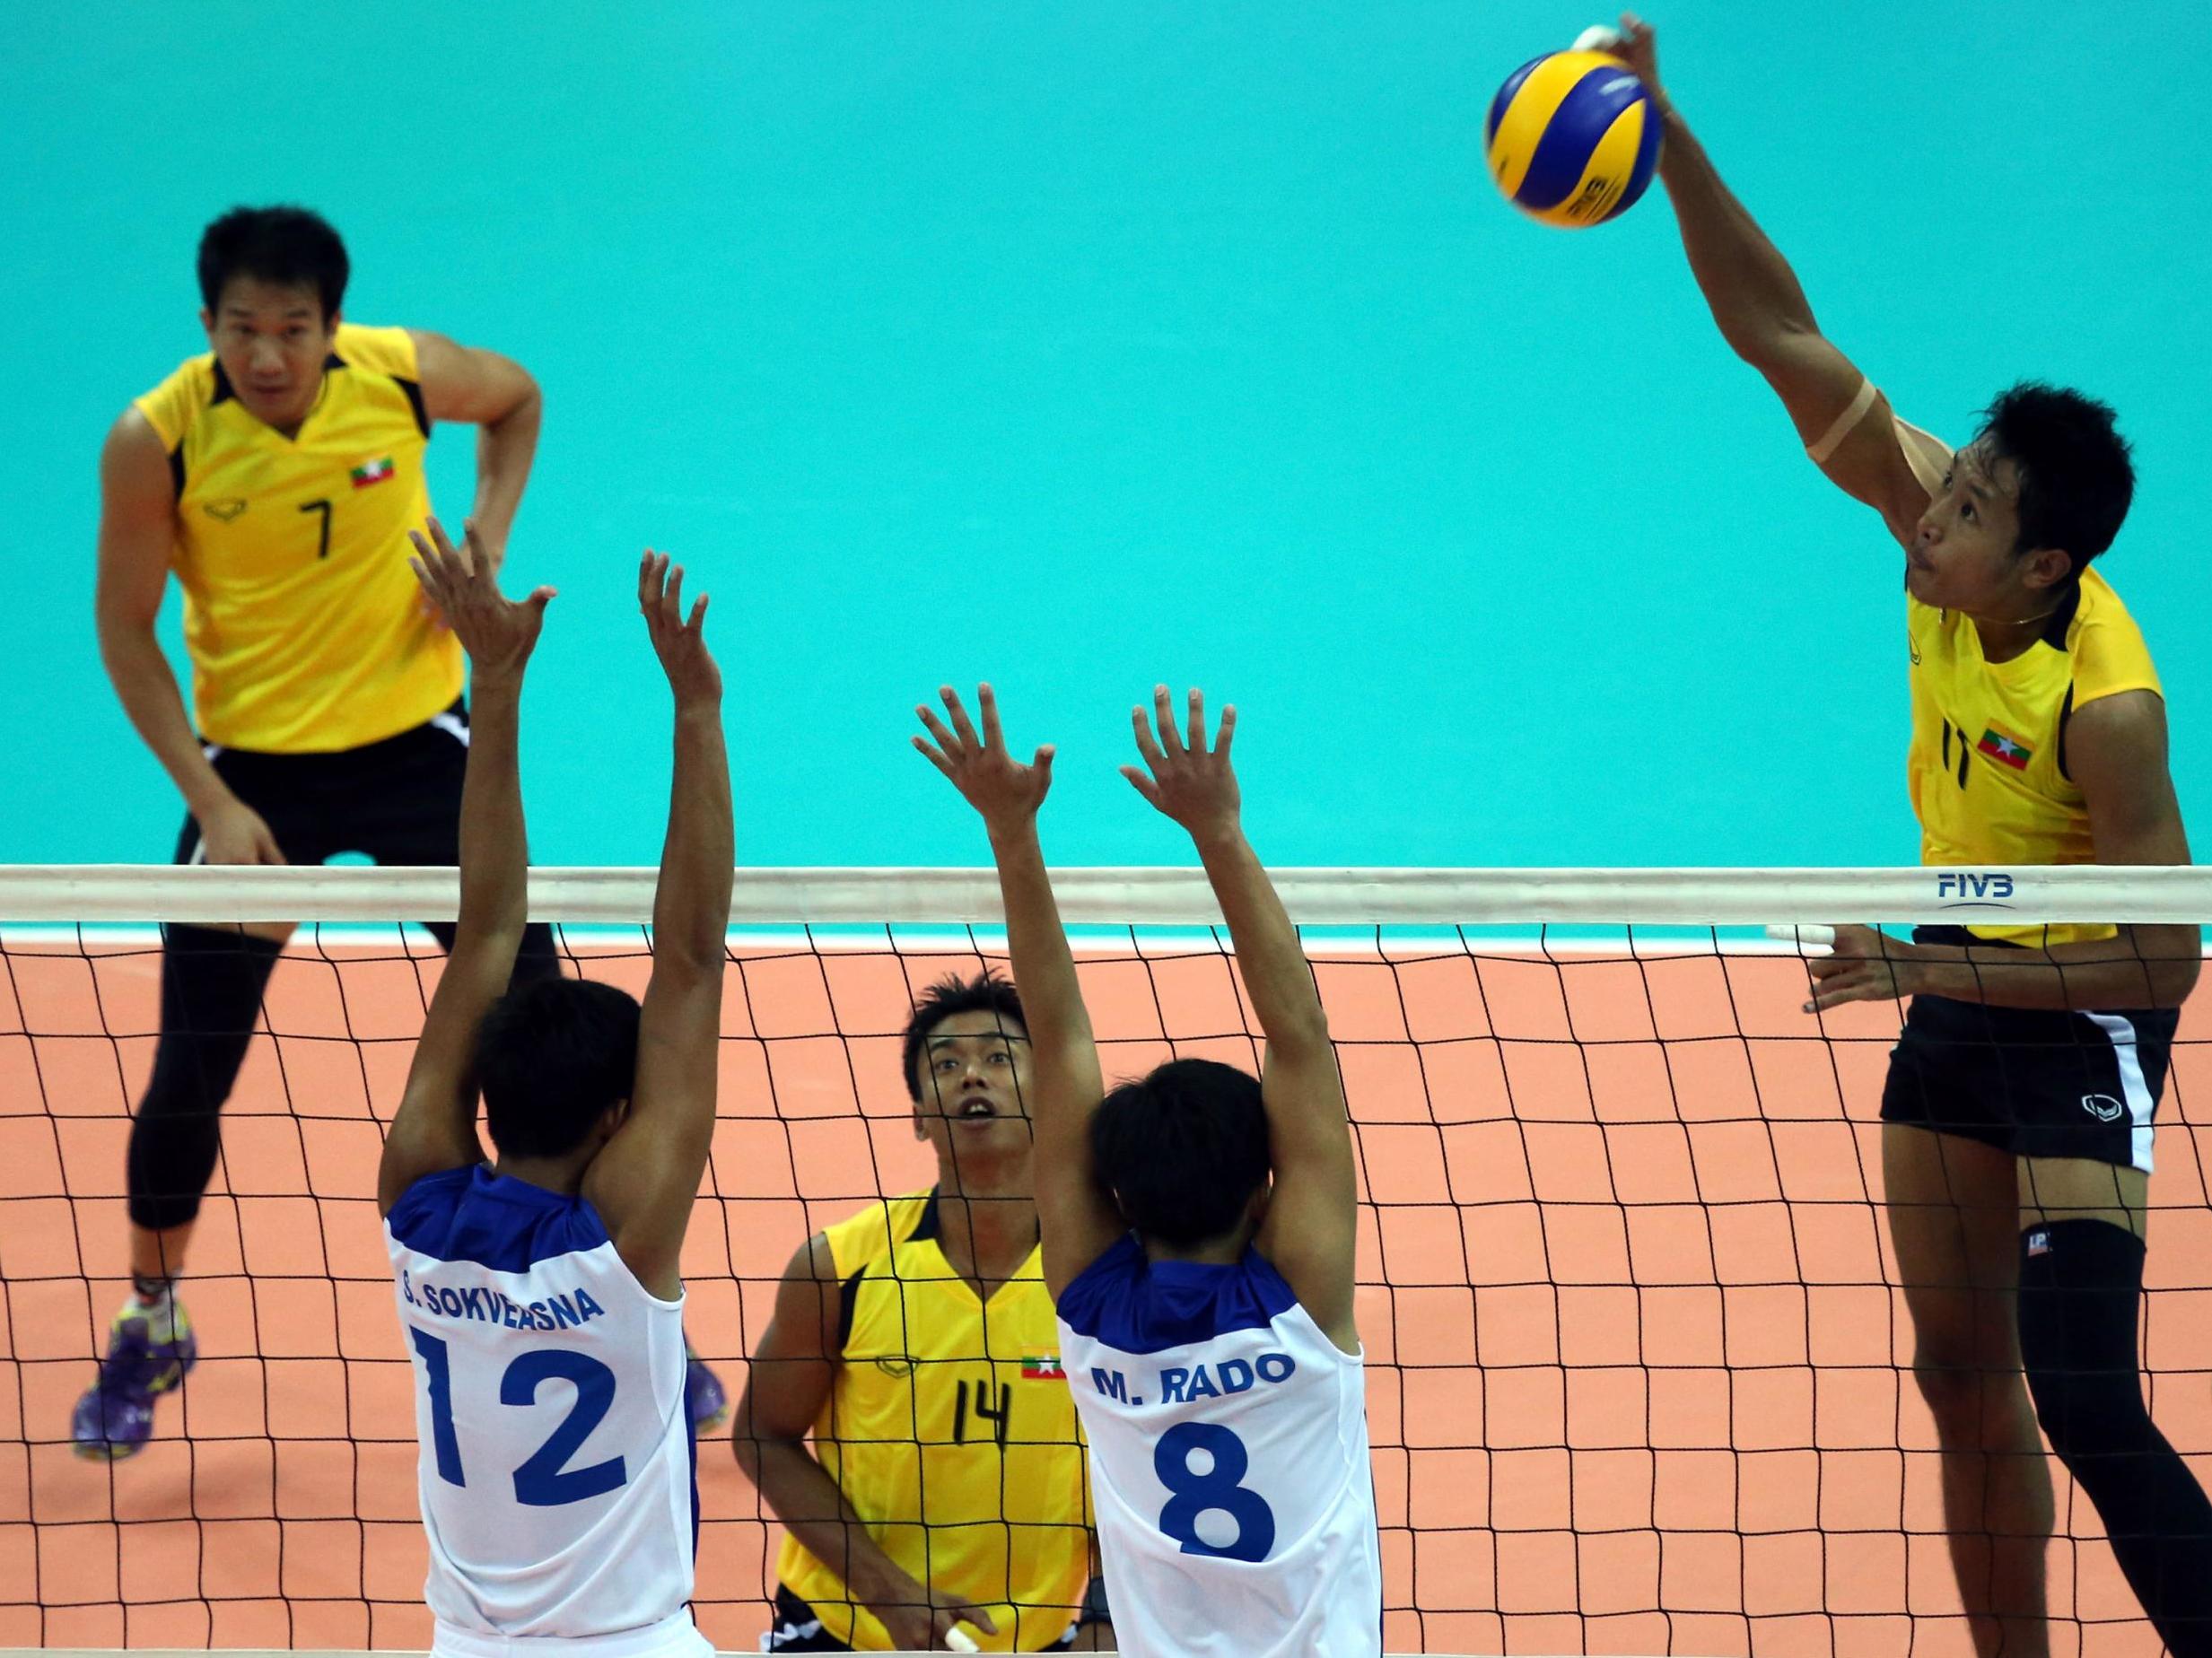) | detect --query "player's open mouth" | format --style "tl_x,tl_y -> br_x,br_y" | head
957,1101 -> 998,1121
